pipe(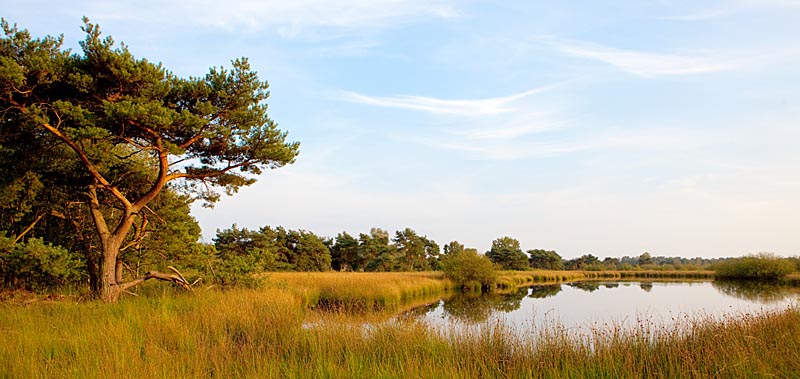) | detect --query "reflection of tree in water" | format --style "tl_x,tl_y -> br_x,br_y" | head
603,282 -> 619,289
442,292 -> 493,323
442,288 -> 528,323
493,287 -> 528,312
567,281 -> 601,292
402,300 -> 442,319
640,282 -> 653,292
528,284 -> 562,299
712,280 -> 798,304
